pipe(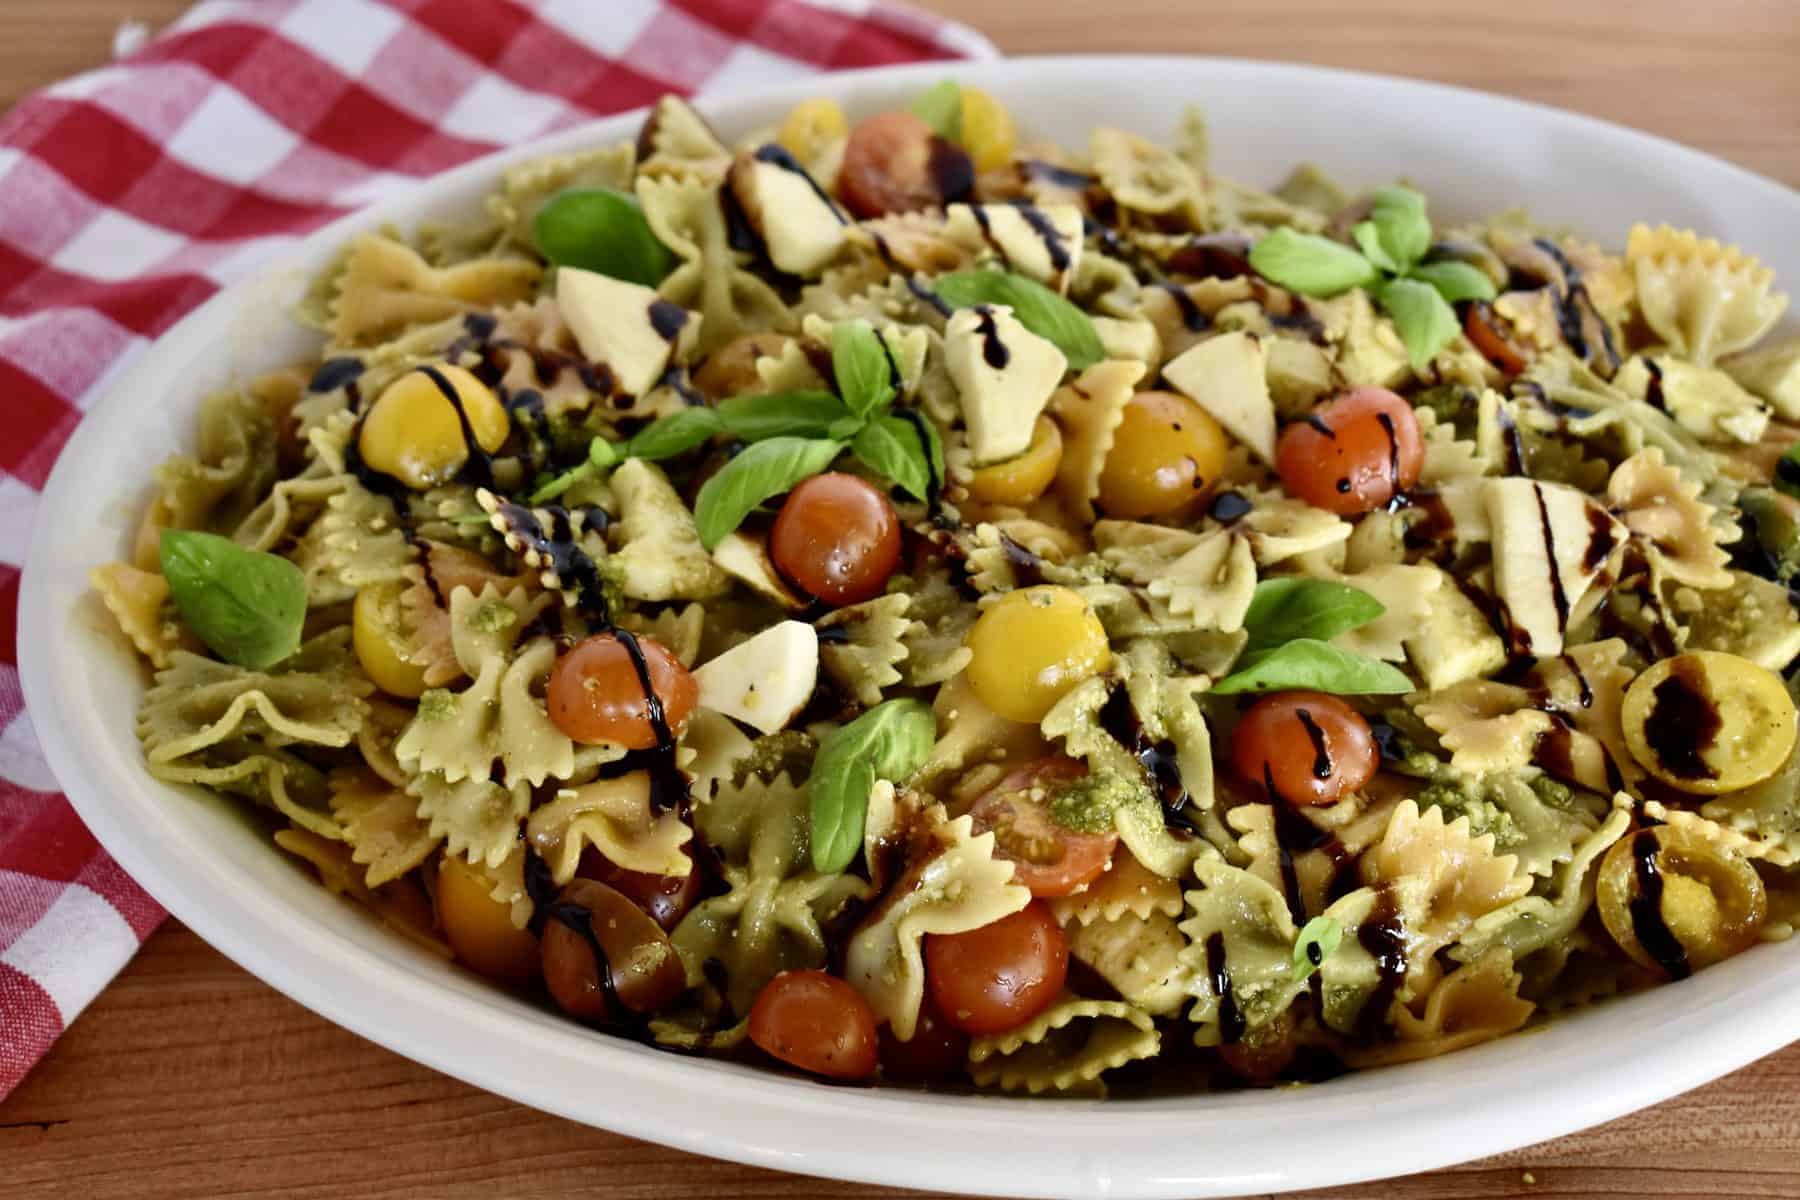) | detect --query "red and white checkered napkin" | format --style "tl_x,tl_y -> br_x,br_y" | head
0,0 -> 992,1100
